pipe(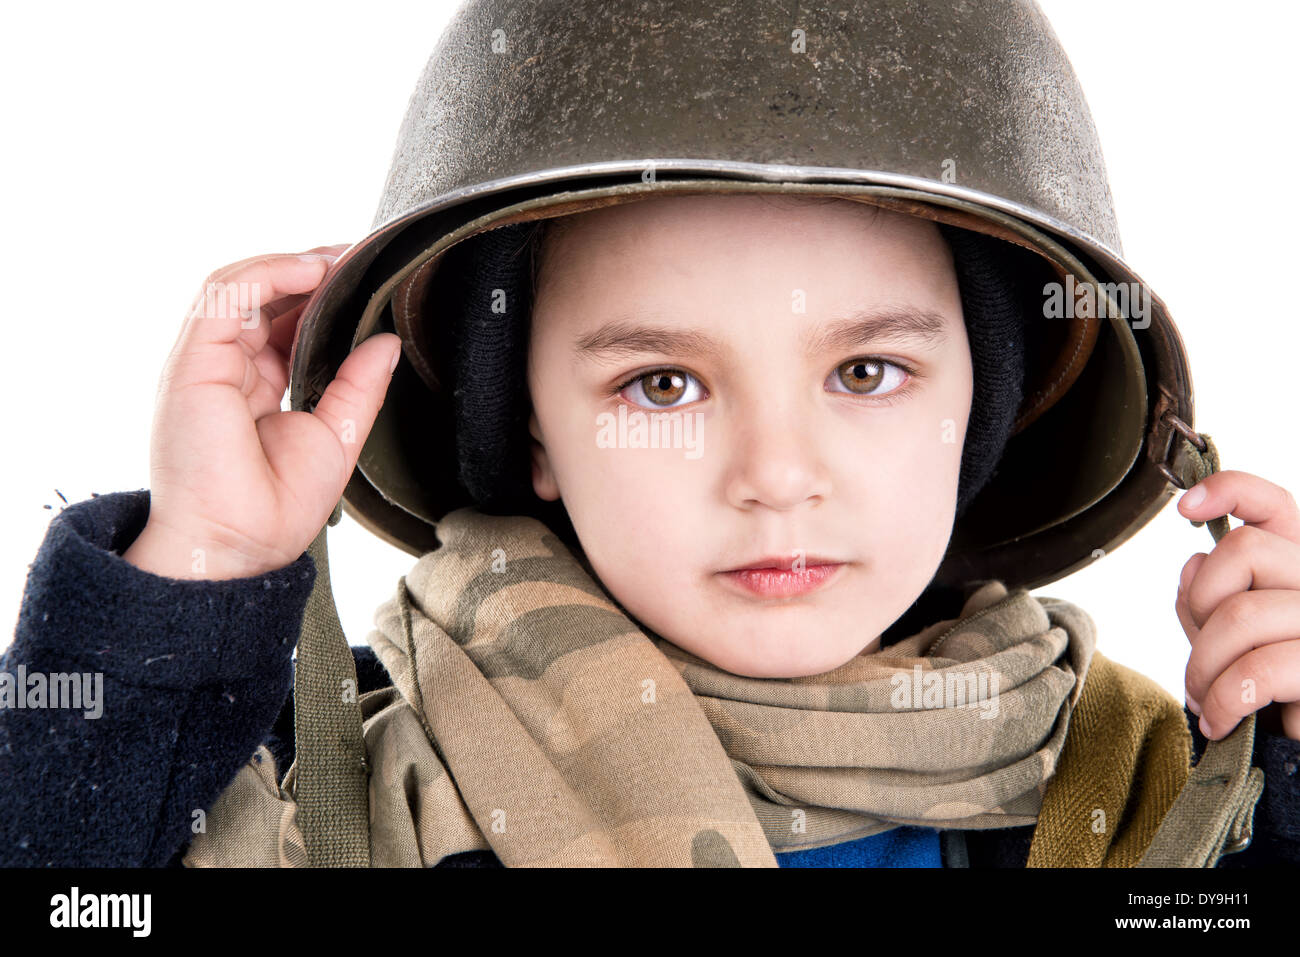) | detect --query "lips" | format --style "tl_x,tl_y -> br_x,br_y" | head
716,557 -> 847,599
